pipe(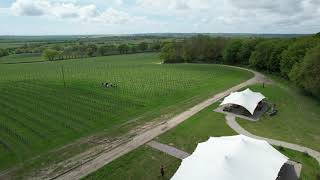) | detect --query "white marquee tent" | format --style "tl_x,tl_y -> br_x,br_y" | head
171,135 -> 288,180
220,88 -> 266,115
